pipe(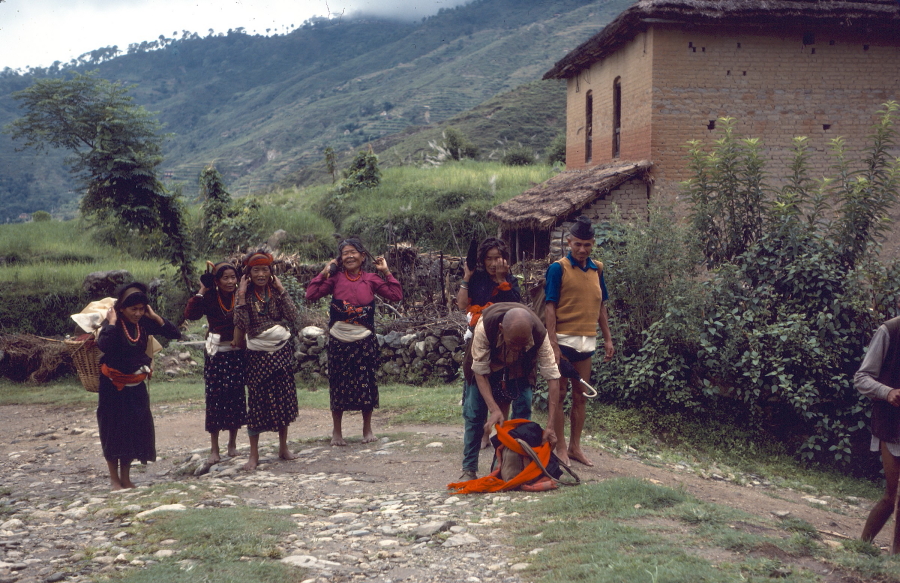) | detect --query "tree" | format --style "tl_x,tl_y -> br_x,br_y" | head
4,72 -> 194,290
197,164 -> 260,254
323,146 -> 337,183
